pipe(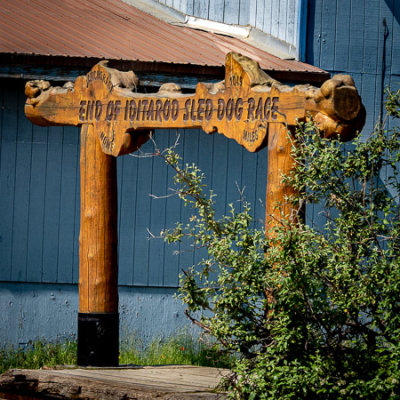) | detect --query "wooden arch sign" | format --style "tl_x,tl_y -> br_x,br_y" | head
25,52 -> 365,366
